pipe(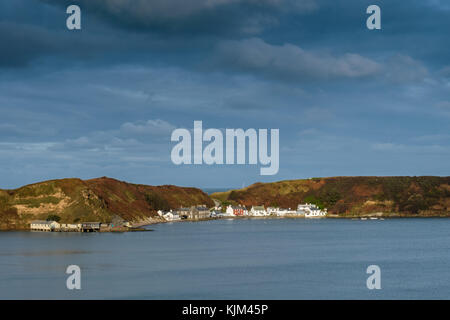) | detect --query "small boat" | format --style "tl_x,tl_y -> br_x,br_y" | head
361,217 -> 367,220
370,217 -> 378,220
